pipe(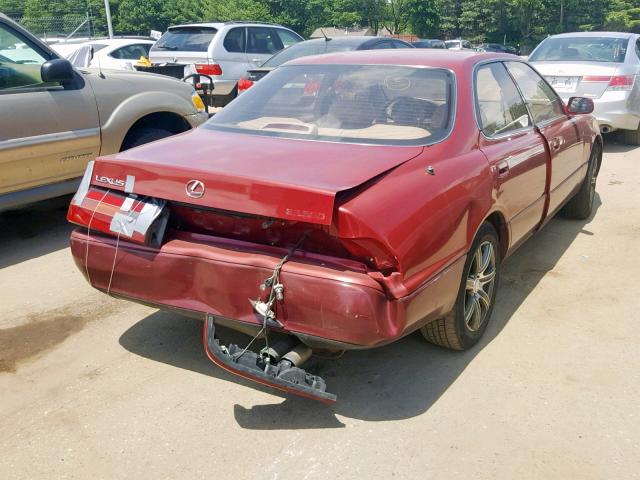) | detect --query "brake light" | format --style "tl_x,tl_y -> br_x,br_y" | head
237,77 -> 254,93
607,75 -> 635,90
581,76 -> 612,82
68,167 -> 168,248
195,63 -> 222,76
